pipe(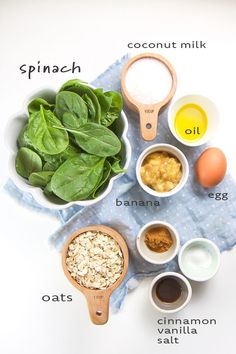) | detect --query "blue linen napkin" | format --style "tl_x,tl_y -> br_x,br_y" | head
5,55 -> 236,311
